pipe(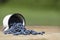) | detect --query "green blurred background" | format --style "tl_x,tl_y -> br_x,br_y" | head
0,0 -> 60,26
